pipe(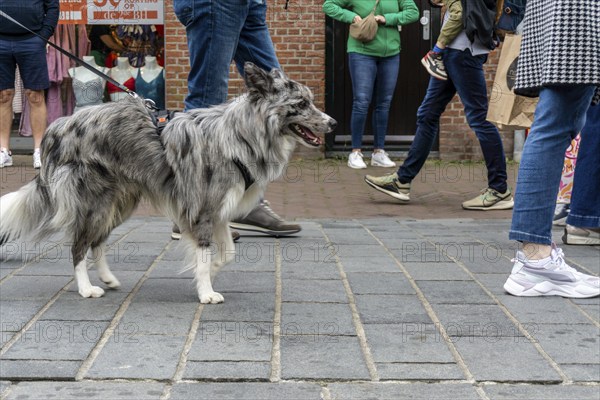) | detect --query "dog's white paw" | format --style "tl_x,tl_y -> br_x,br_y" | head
101,277 -> 121,289
199,291 -> 224,304
79,286 -> 105,298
